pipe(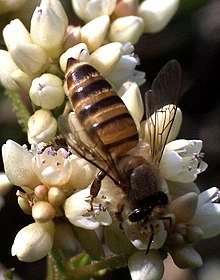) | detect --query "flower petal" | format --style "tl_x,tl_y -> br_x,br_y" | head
128,250 -> 164,280
11,221 -> 55,262
64,188 -> 112,230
